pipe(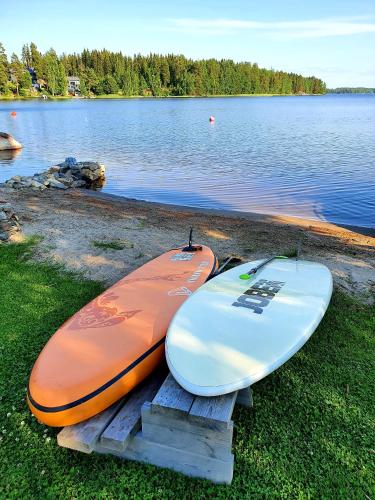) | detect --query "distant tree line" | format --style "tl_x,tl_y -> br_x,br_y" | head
328,87 -> 375,94
0,42 -> 327,98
